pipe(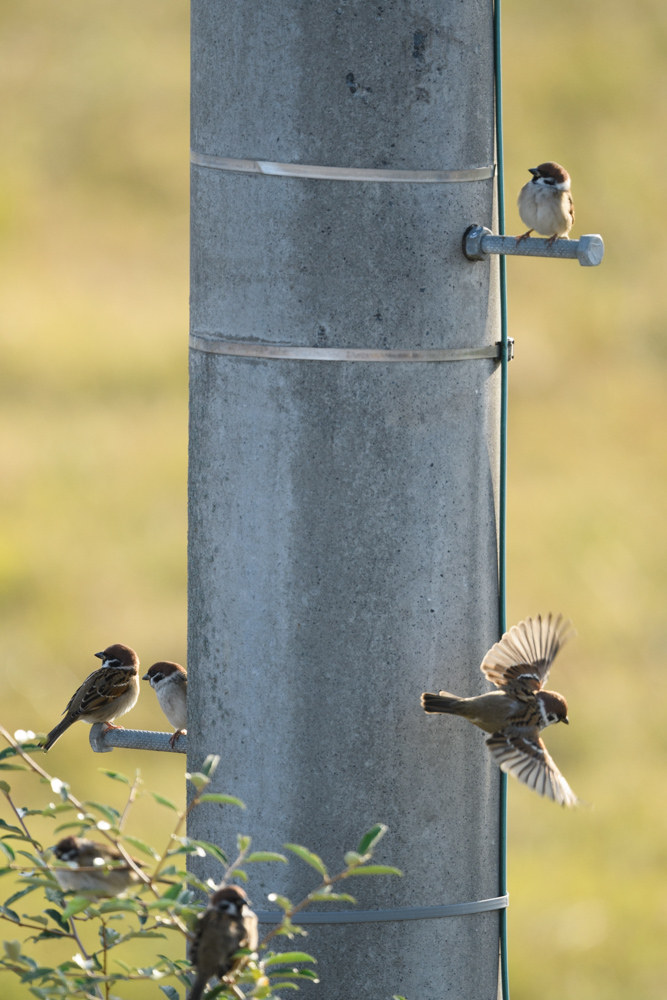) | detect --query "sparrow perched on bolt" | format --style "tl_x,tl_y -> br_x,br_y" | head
143,661 -> 187,747
421,614 -> 577,806
517,161 -> 575,245
188,885 -> 258,1000
41,644 -> 140,752
51,836 -> 142,897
